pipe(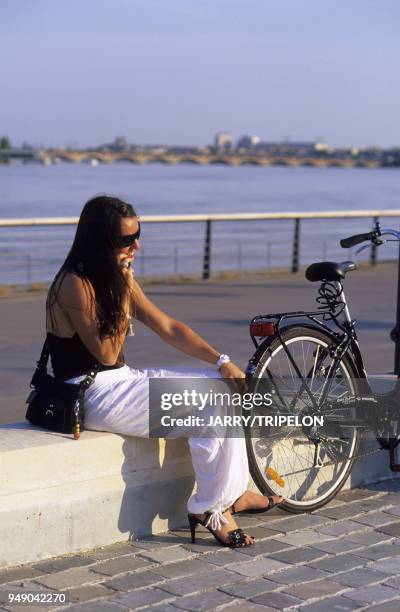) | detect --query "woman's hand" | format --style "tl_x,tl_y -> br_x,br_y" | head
220,361 -> 247,393
120,262 -> 136,297
220,361 -> 245,379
